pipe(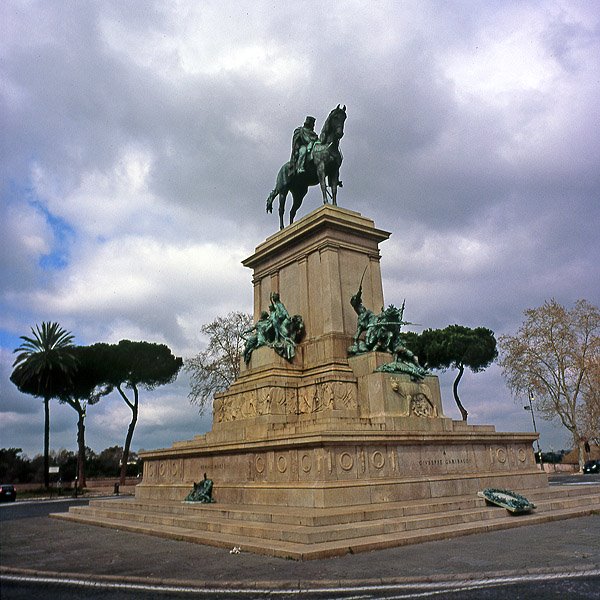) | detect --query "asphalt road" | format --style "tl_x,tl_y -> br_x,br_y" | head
2,482 -> 599,599
548,473 -> 600,485
0,497 -> 94,521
